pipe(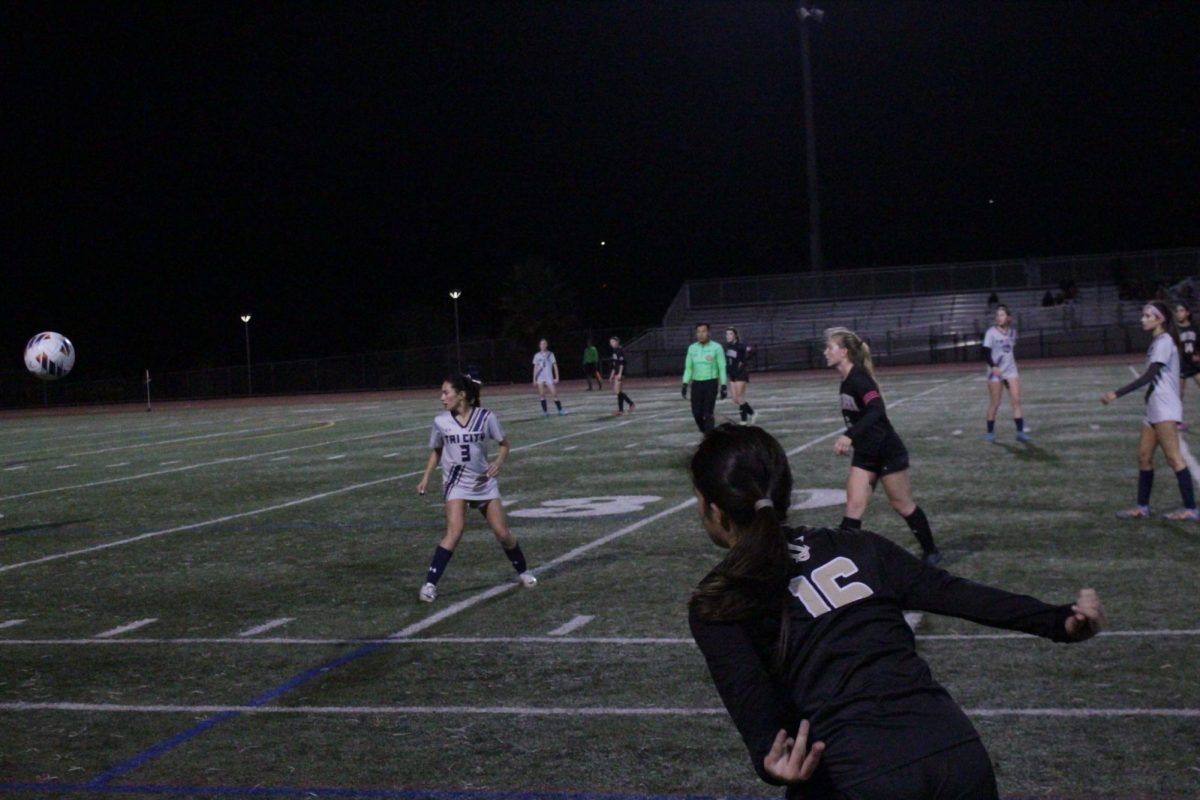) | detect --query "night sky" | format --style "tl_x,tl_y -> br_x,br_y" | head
4,1 -> 1197,376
